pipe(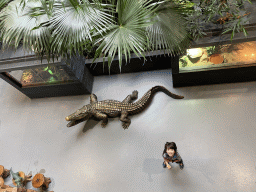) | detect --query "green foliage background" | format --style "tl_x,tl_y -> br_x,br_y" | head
0,0 -> 253,73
